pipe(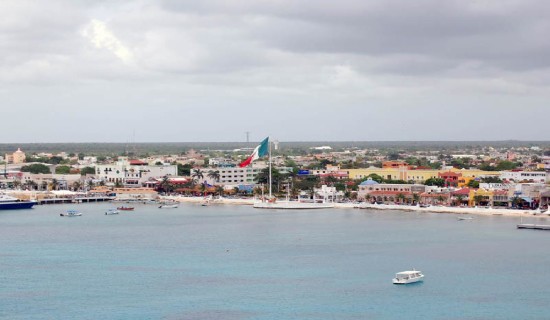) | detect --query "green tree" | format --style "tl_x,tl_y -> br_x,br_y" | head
48,156 -> 64,165
480,176 -> 503,183
80,167 -> 96,176
396,193 -> 406,204
20,164 -> 51,174
207,170 -> 220,183
365,173 -> 384,183
55,166 -> 71,174
473,195 -> 484,206
495,161 -> 518,171
467,180 -> 480,188
424,177 -> 445,187
192,169 -> 204,181
177,164 -> 192,176
412,193 -> 420,204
